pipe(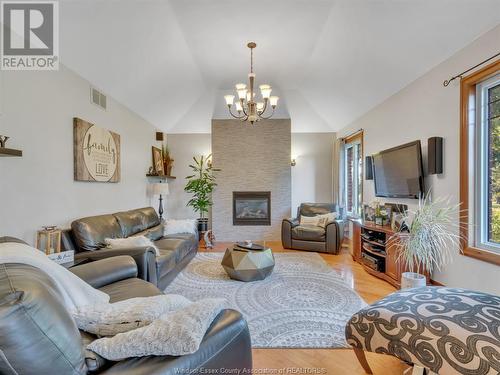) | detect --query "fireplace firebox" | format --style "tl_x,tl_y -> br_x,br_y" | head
233,191 -> 271,226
